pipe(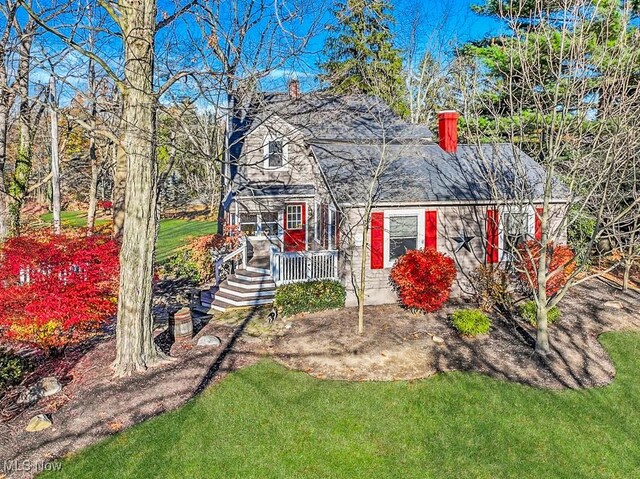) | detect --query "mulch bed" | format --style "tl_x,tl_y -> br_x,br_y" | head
0,279 -> 639,478
269,280 -> 640,388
